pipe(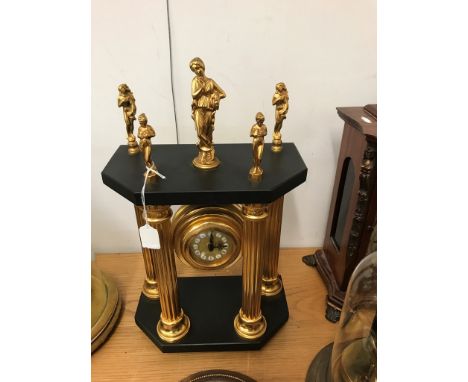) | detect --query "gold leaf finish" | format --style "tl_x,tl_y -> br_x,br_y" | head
171,205 -> 243,270
271,82 -> 289,152
262,196 -> 284,296
234,204 -> 268,340
189,57 -> 226,169
137,113 -> 157,178
249,112 -> 268,181
135,205 -> 190,342
117,83 -> 140,155
134,205 -> 160,299
147,205 -> 190,342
